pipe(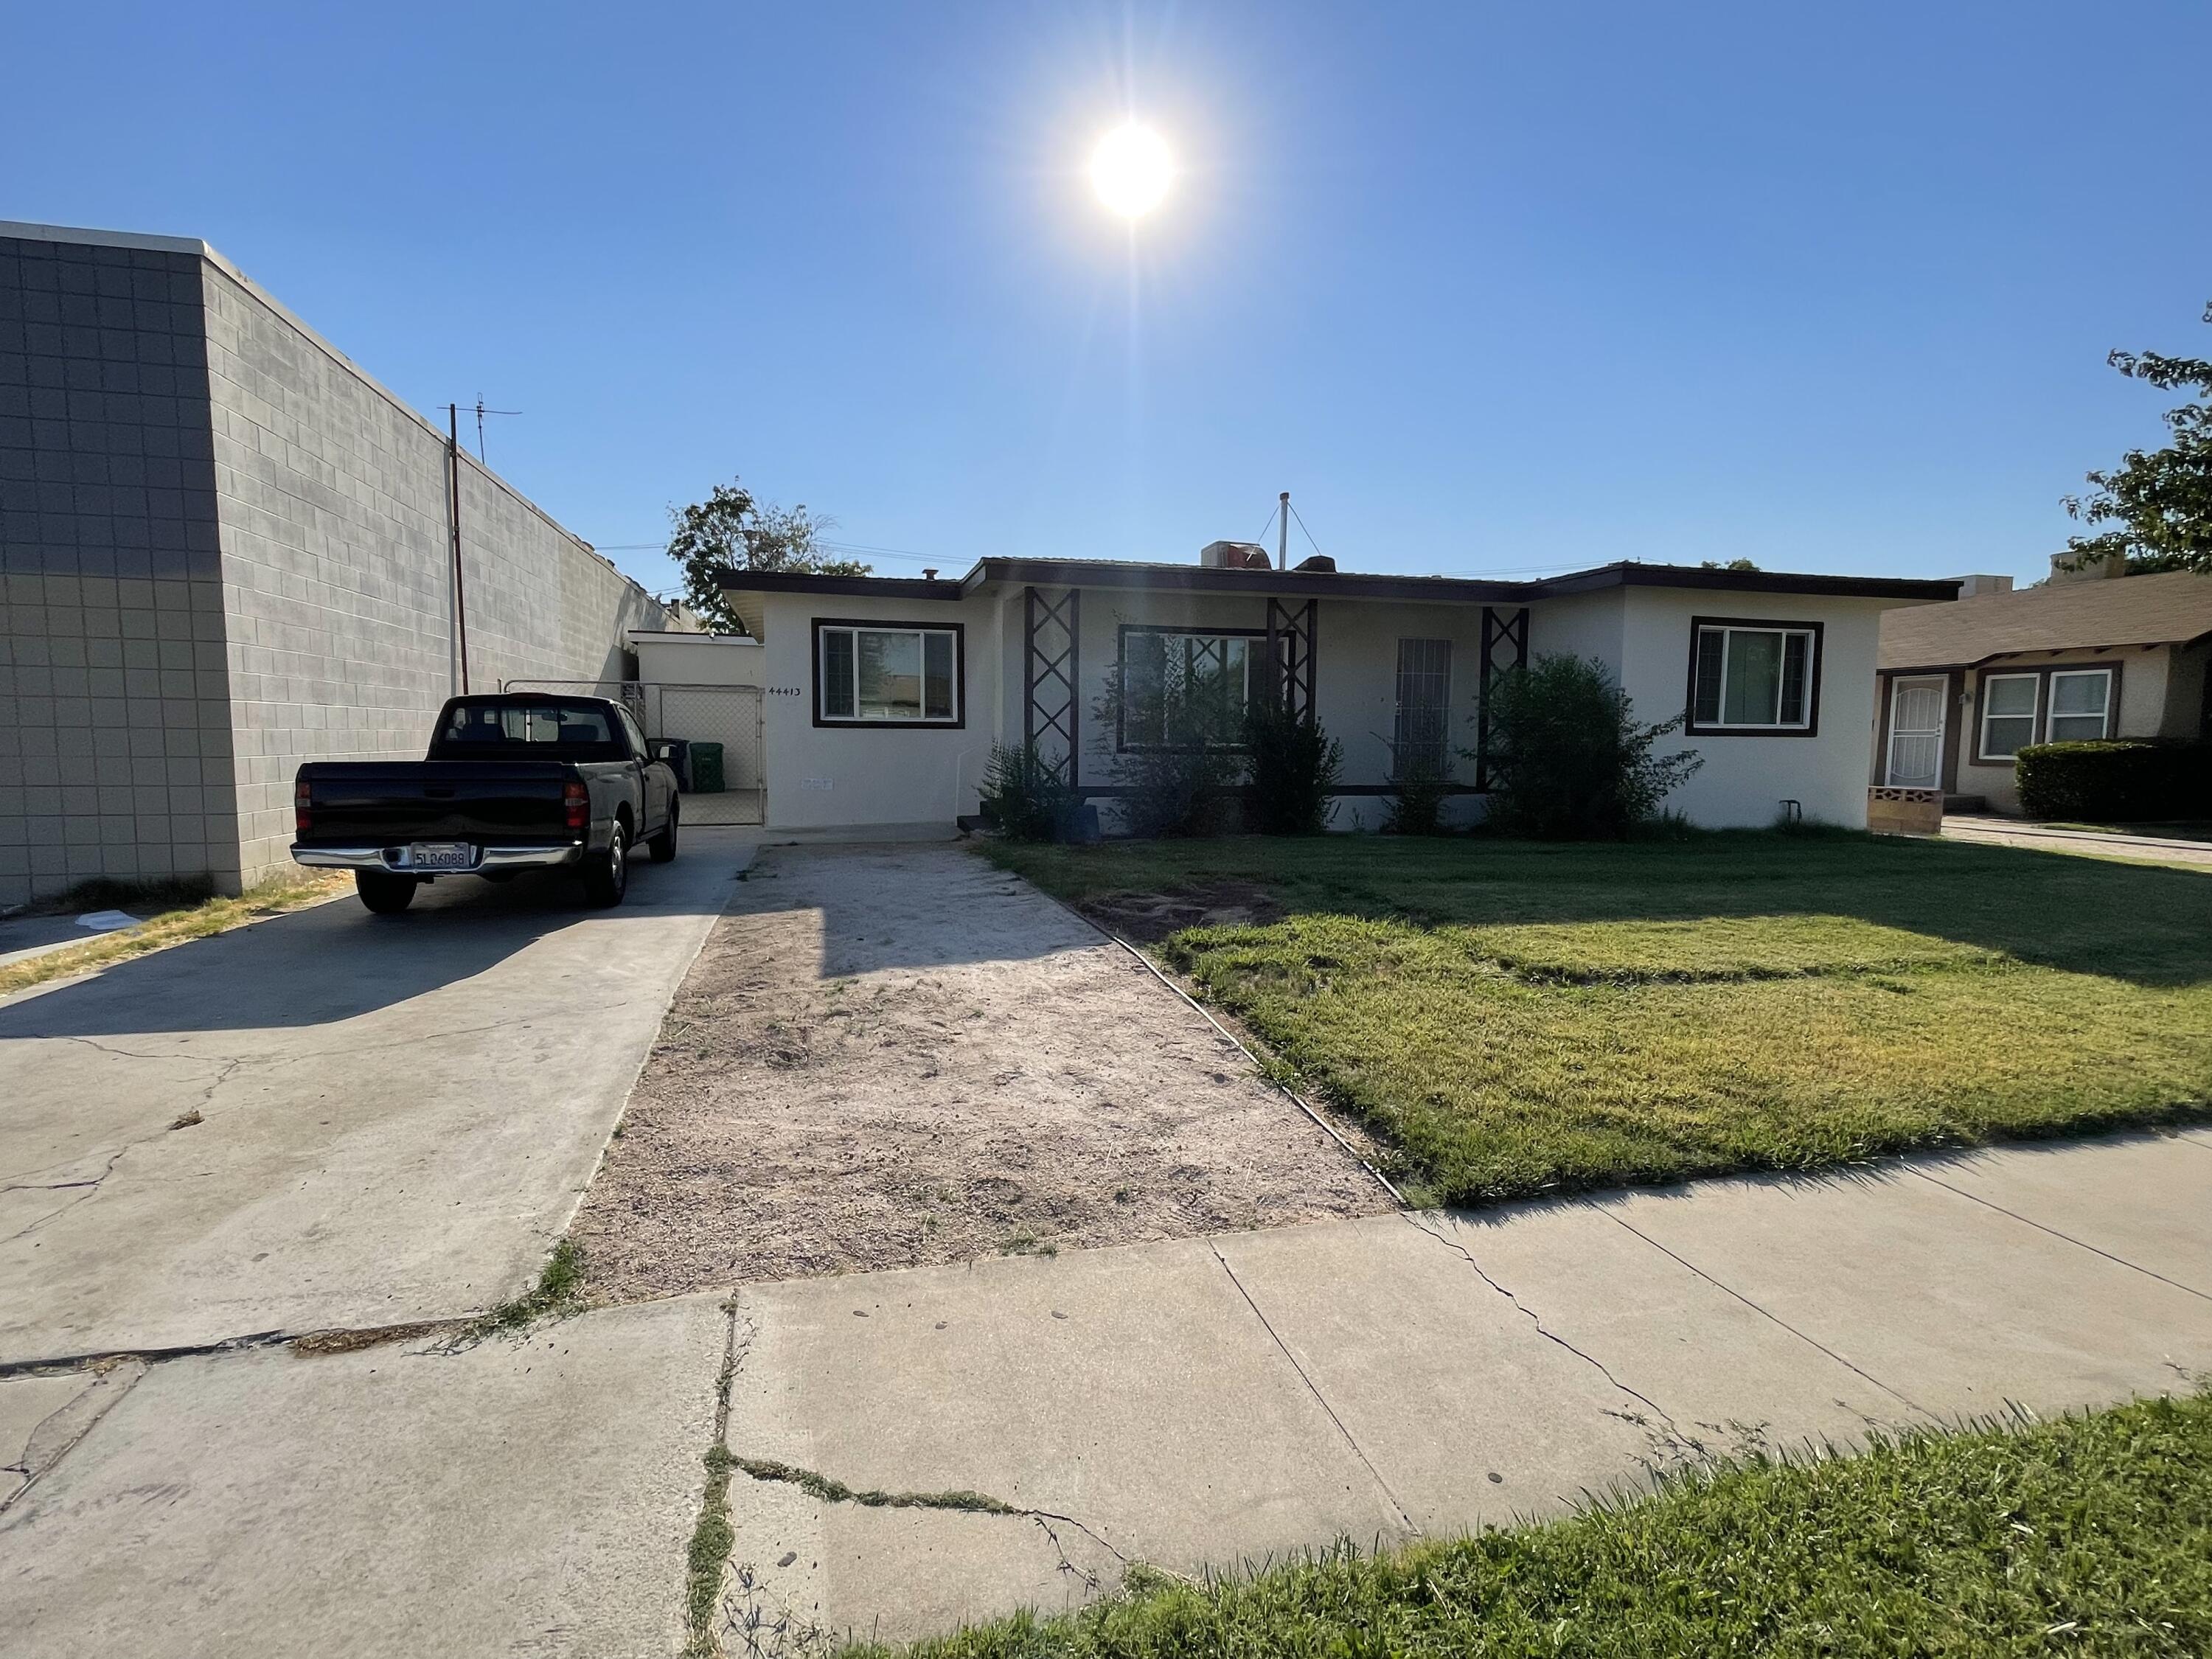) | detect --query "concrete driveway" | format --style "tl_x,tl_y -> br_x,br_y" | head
0,832 -> 751,1365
